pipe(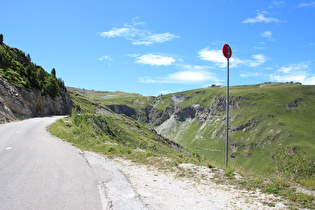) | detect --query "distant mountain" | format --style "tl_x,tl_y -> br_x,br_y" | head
76,83 -> 315,180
